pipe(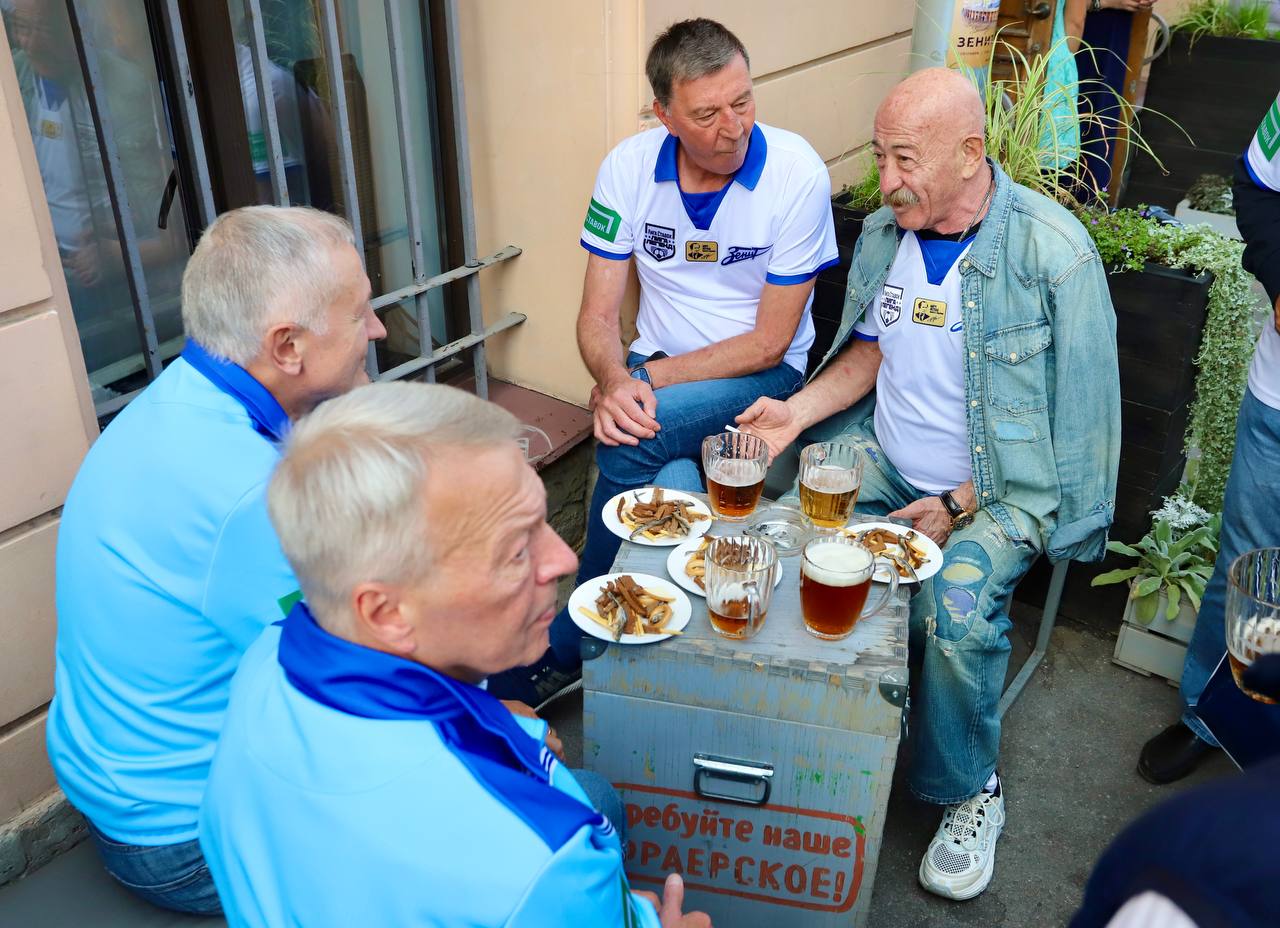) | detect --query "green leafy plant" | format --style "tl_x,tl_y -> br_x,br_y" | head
1184,173 -> 1234,215
1081,209 -> 1262,511
836,160 -> 882,213
1092,494 -> 1221,623
1174,0 -> 1279,44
